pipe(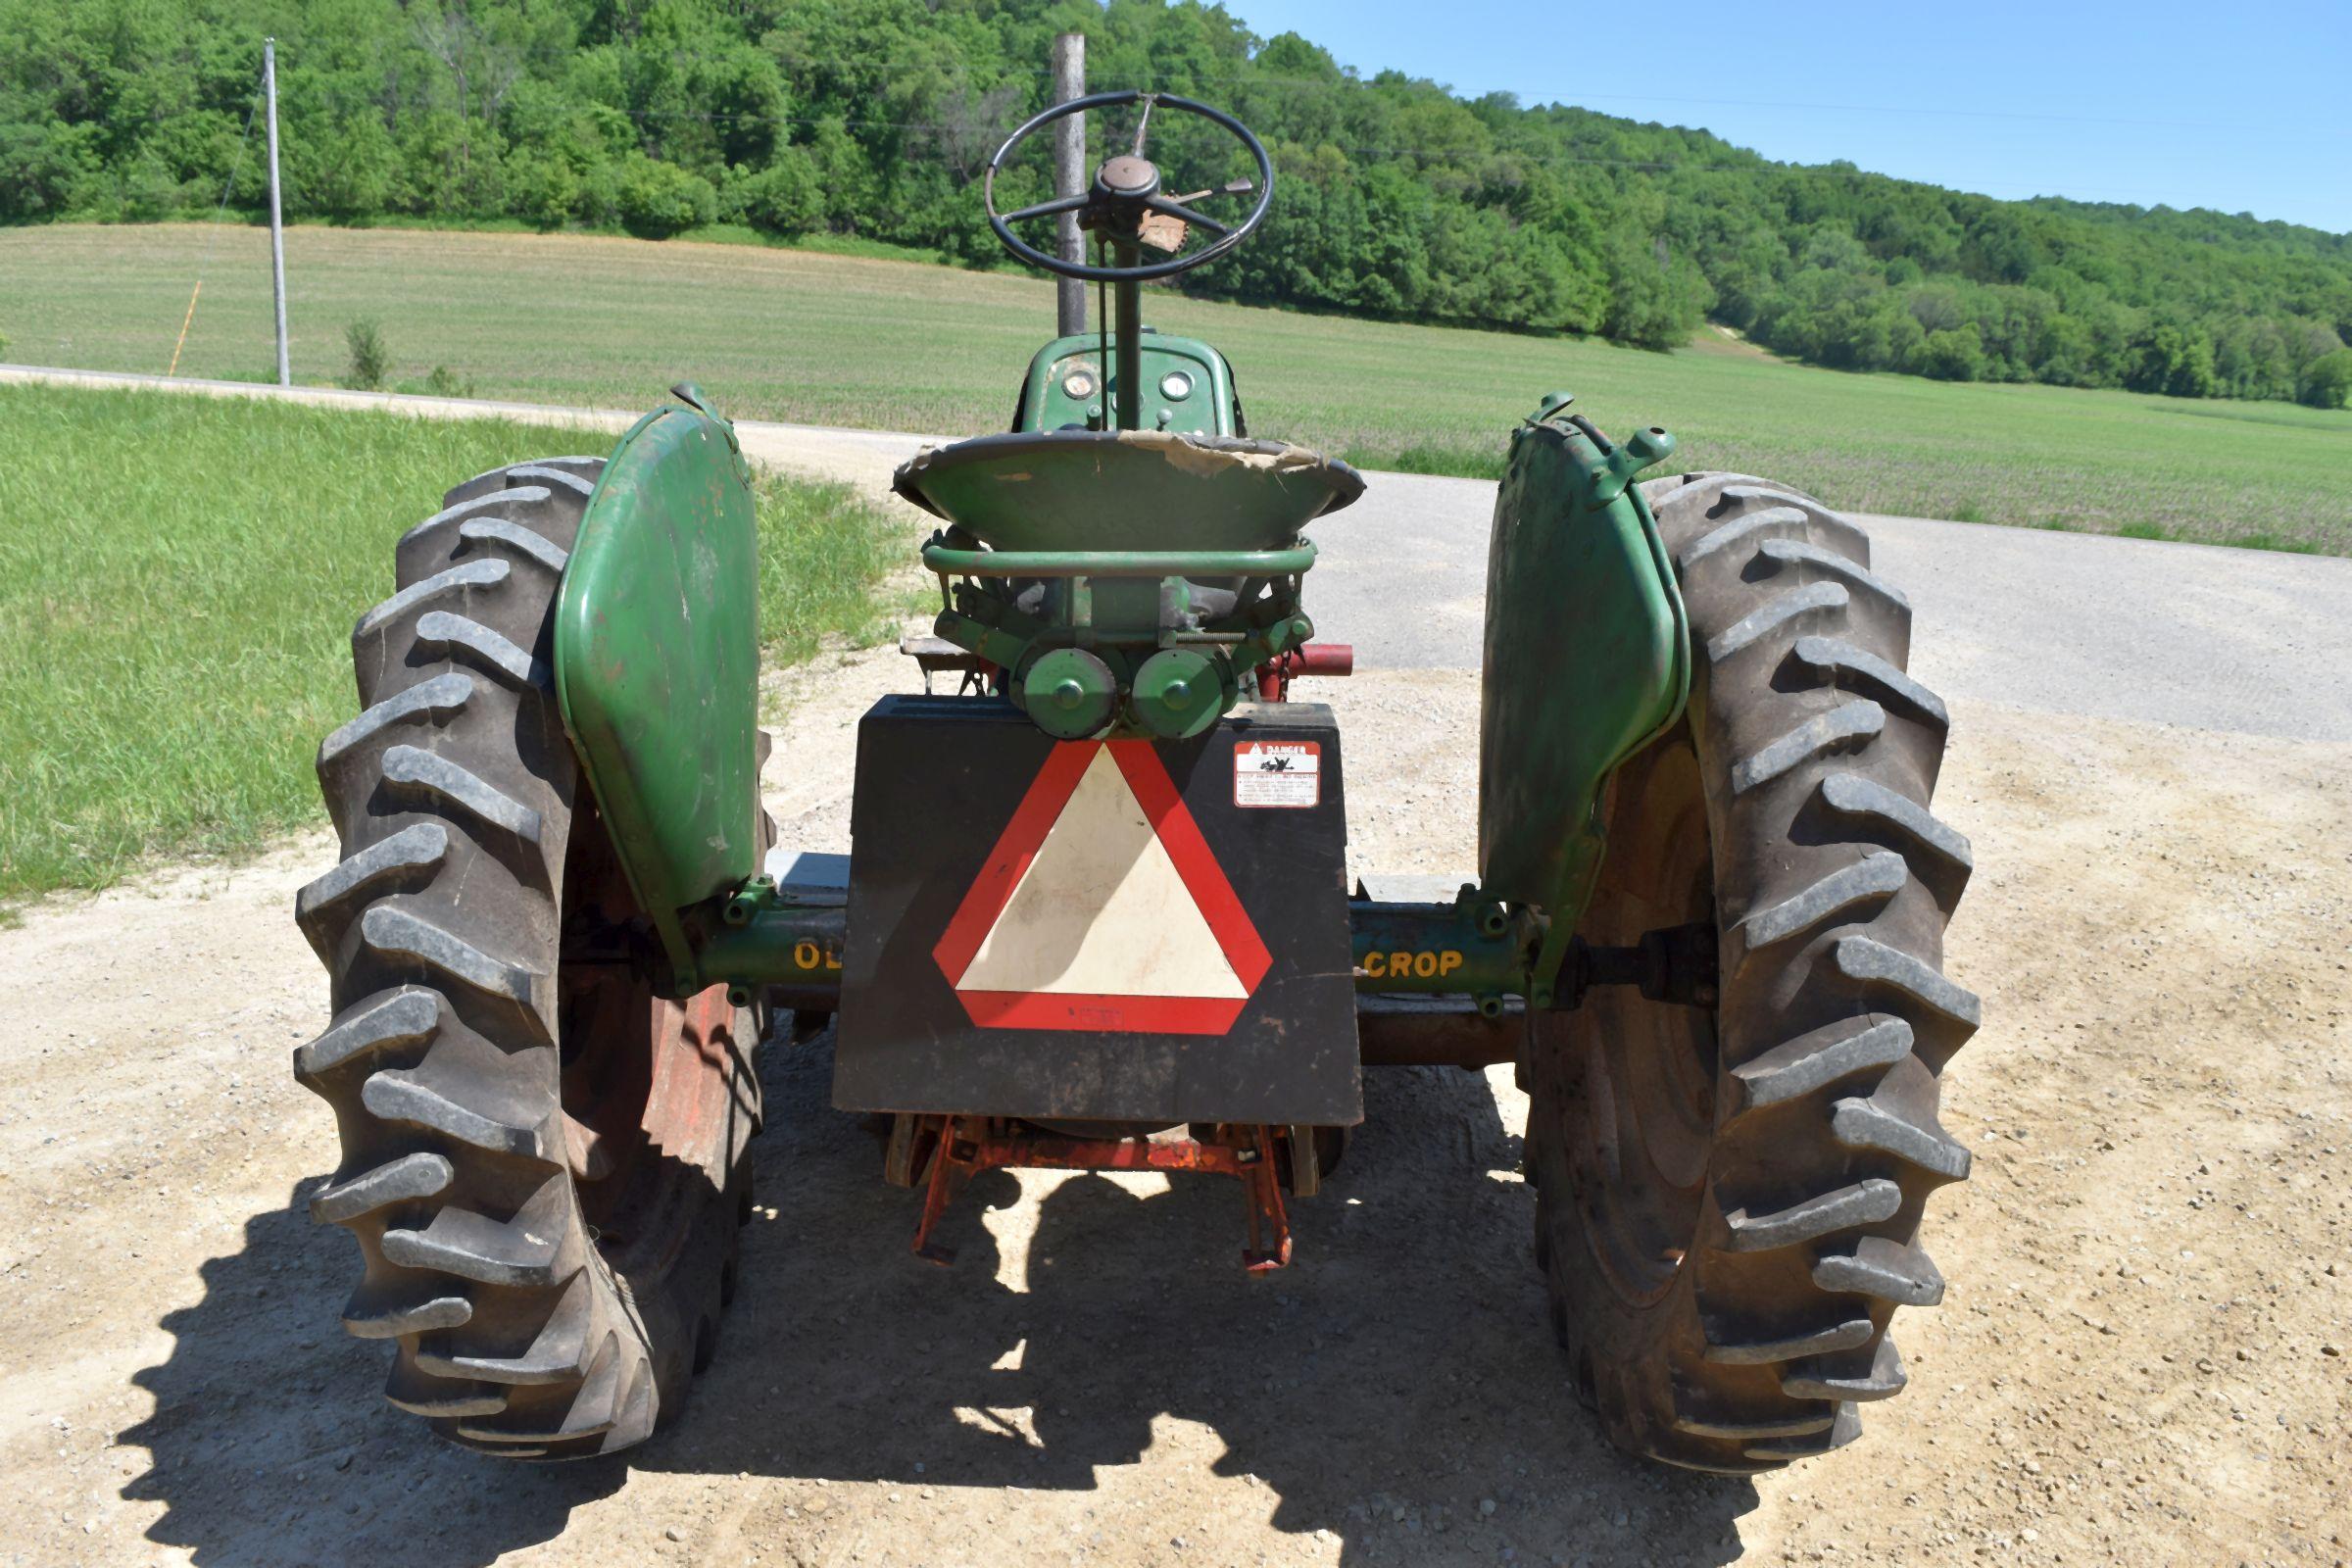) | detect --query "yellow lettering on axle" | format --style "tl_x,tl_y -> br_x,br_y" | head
1362,949 -> 1468,981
